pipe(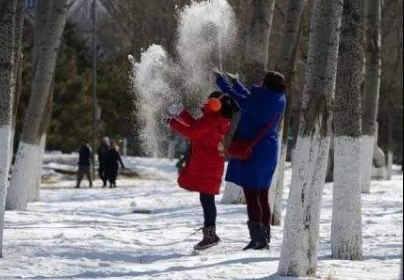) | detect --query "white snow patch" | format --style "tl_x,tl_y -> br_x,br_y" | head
0,153 -> 402,280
